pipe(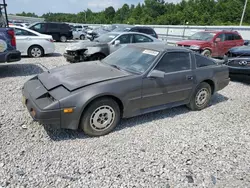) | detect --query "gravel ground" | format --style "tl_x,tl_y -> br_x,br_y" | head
1,42 -> 250,188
